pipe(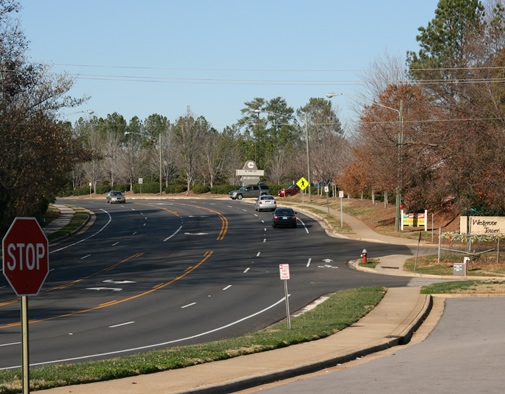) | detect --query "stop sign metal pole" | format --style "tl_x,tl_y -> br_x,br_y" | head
21,296 -> 29,394
2,217 -> 49,394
